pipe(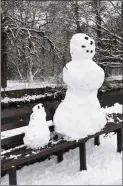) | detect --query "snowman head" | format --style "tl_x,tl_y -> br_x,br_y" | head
70,33 -> 95,61
32,103 -> 44,113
